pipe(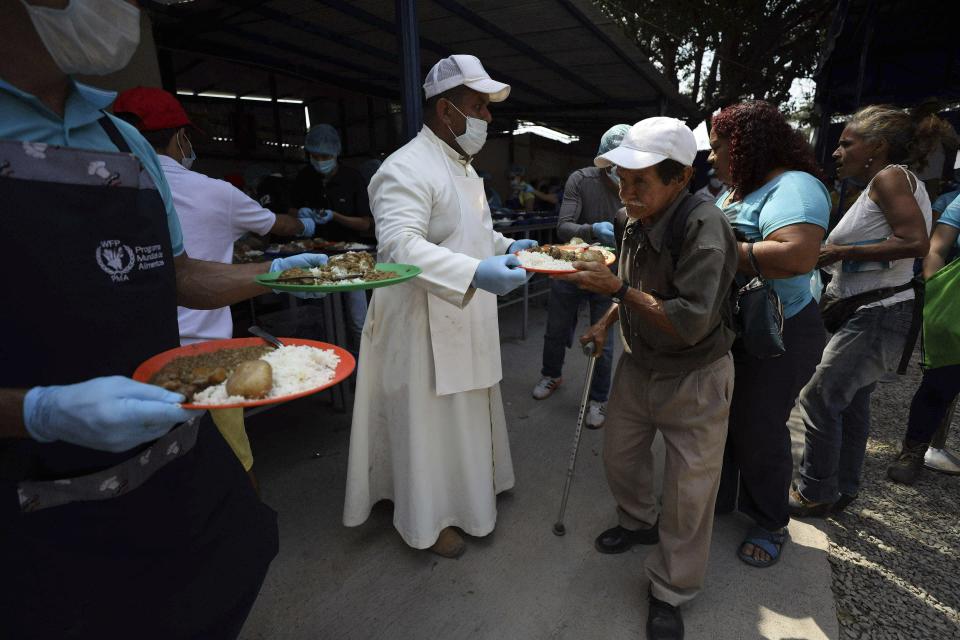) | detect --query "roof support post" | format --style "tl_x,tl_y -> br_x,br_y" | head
269,73 -> 286,169
396,0 -> 422,143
